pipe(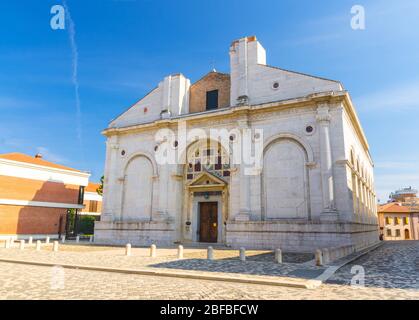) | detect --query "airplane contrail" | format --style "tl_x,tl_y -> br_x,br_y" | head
63,0 -> 85,166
